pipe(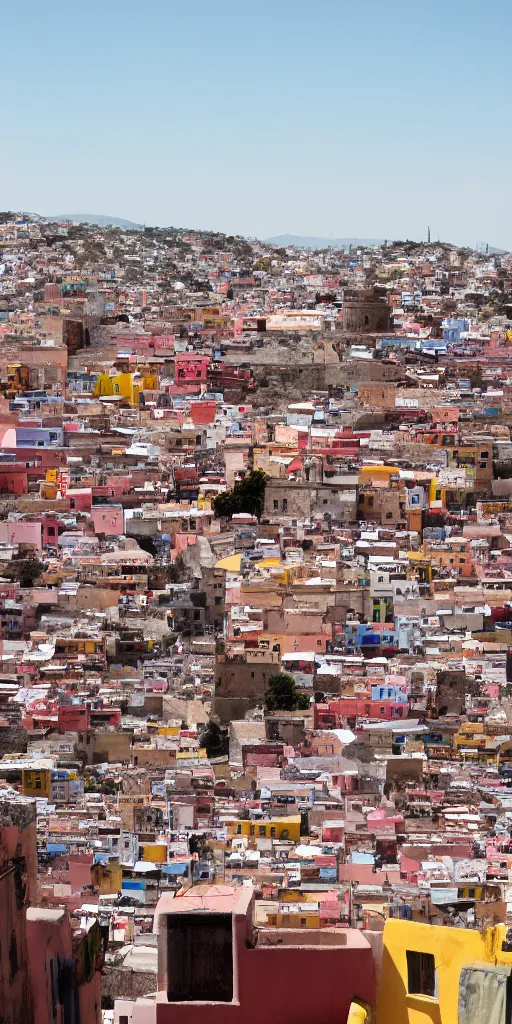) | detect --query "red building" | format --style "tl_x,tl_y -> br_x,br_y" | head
314,698 -> 409,727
